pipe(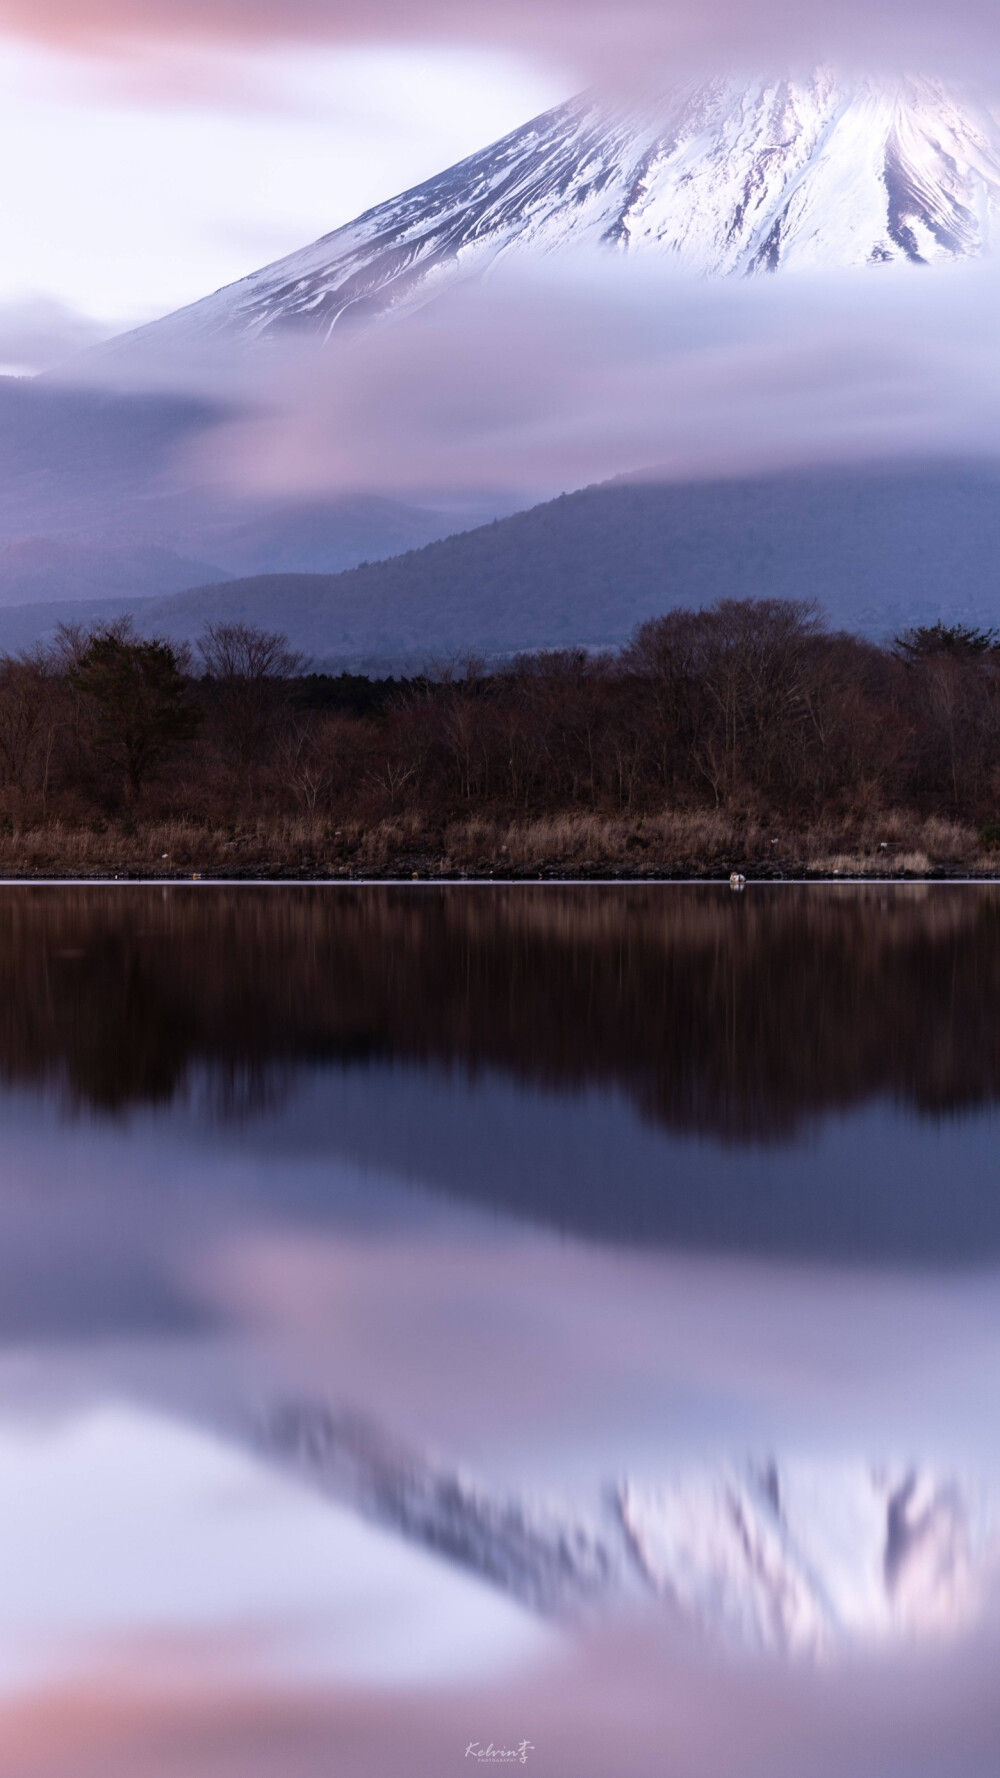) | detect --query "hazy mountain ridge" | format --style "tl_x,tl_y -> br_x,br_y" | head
3,461 -> 993,665
0,378 -> 512,608
0,536 -> 229,607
